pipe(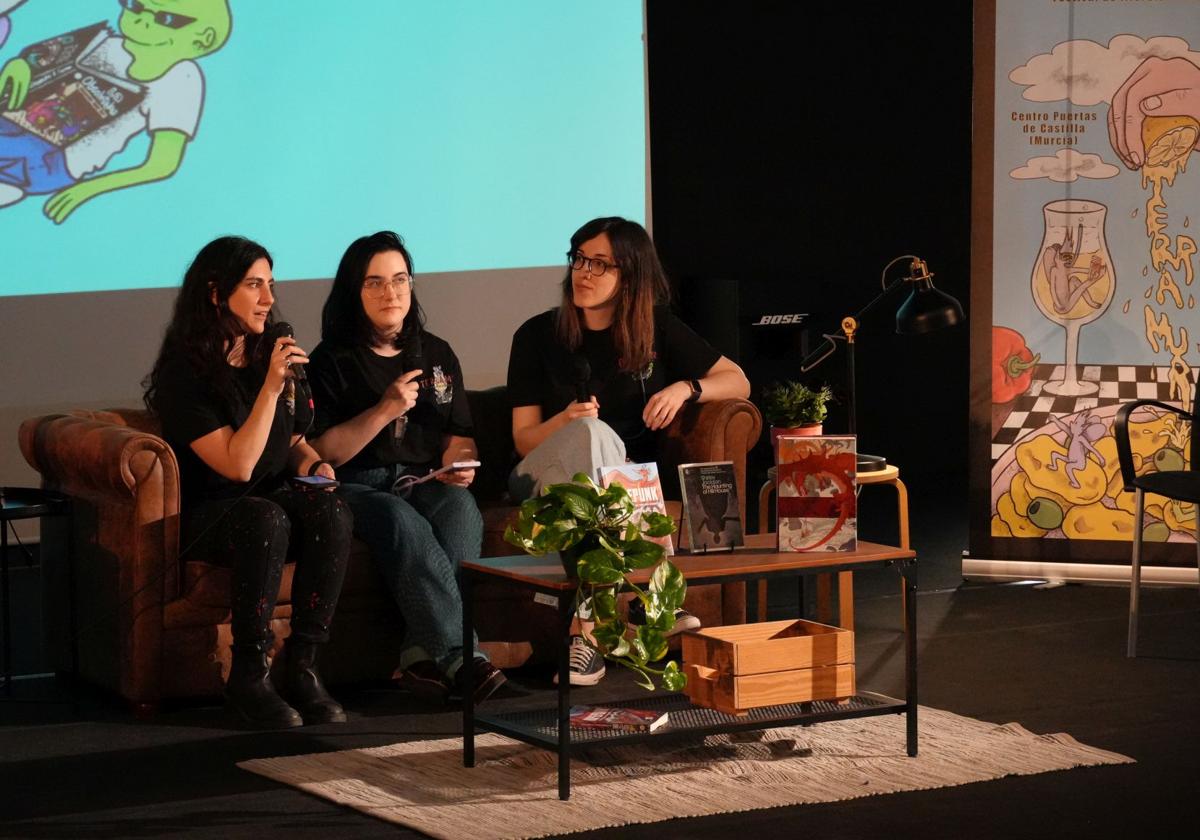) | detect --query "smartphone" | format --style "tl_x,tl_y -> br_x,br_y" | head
290,475 -> 340,490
